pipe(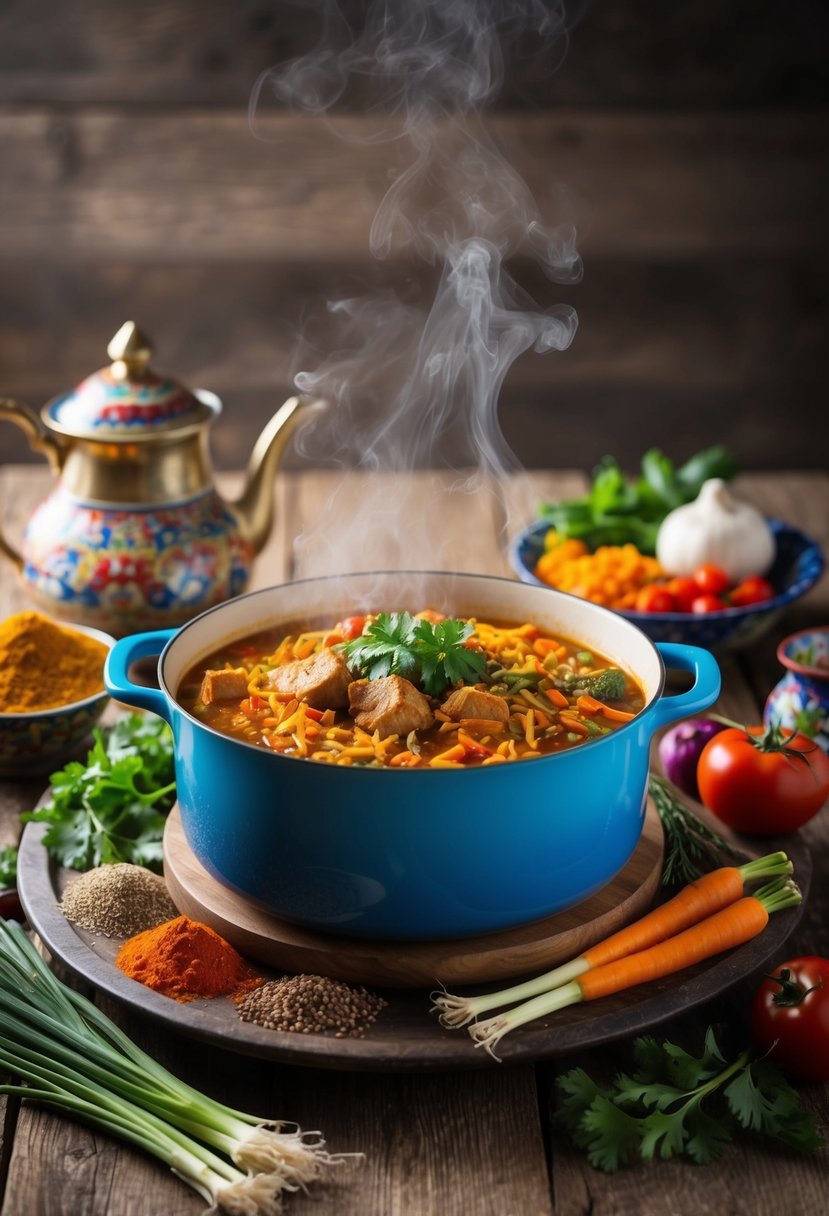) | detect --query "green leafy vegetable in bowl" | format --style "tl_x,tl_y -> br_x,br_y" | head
557,1027 -> 823,1171
539,445 -> 738,555
22,713 -> 175,873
